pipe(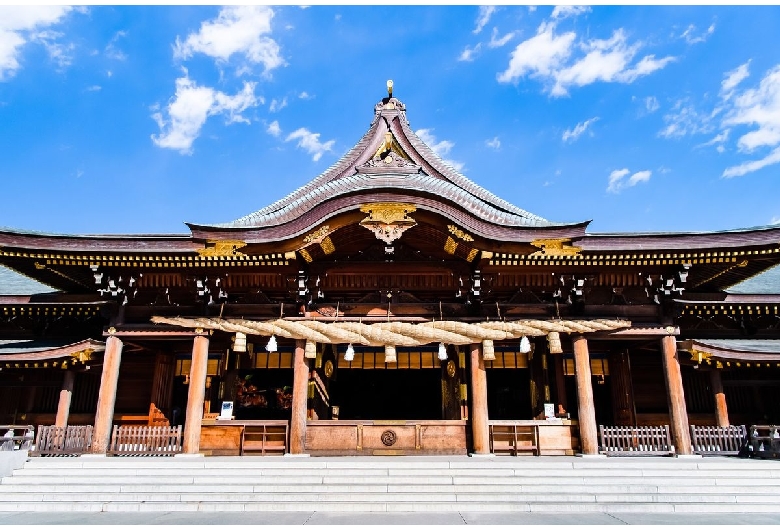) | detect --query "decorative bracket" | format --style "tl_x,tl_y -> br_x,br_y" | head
530,238 -> 582,256
359,203 -> 417,245
197,240 -> 247,257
